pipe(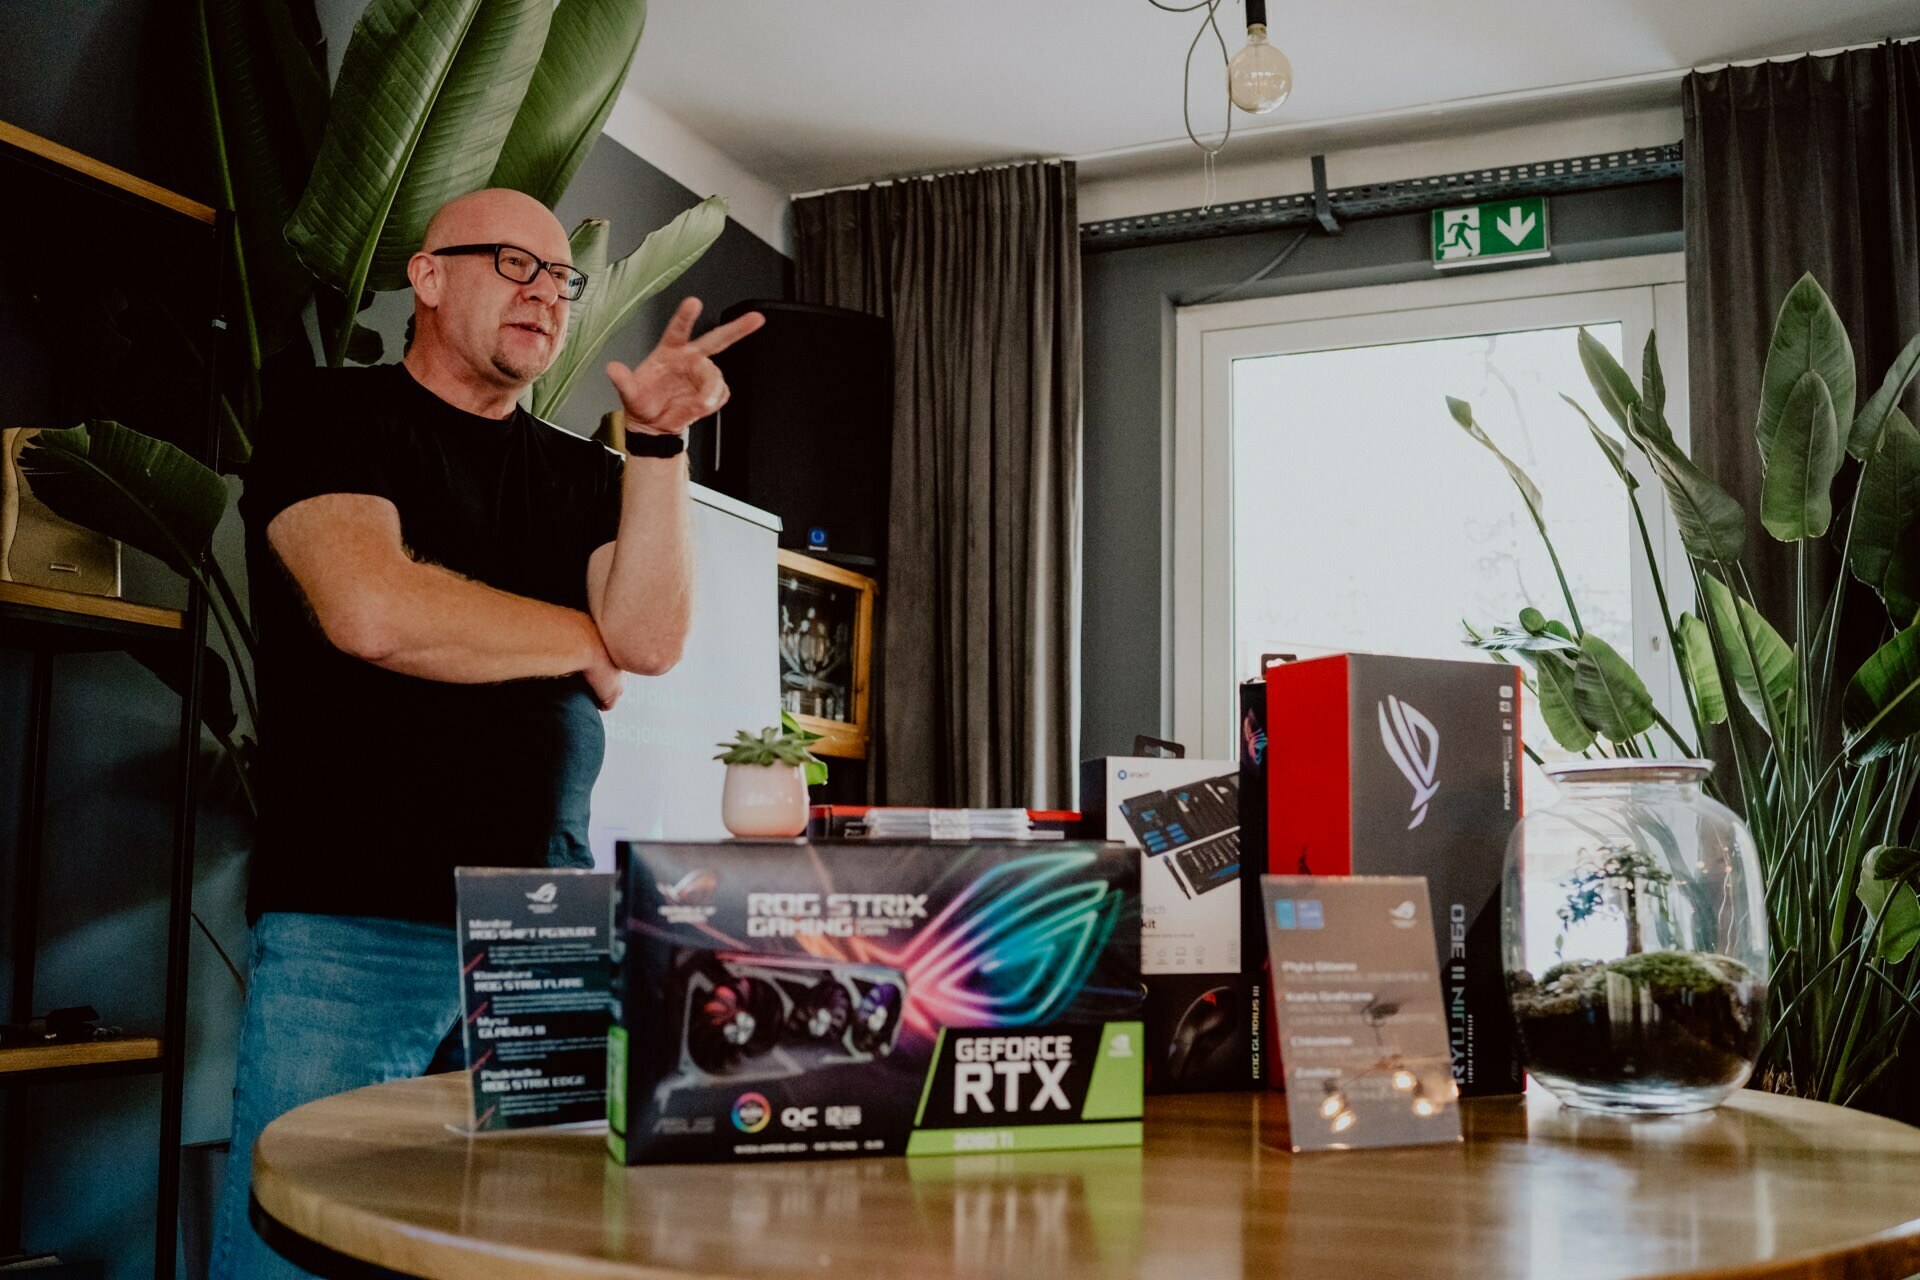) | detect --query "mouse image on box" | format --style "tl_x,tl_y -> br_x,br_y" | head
1166,986 -> 1239,1082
